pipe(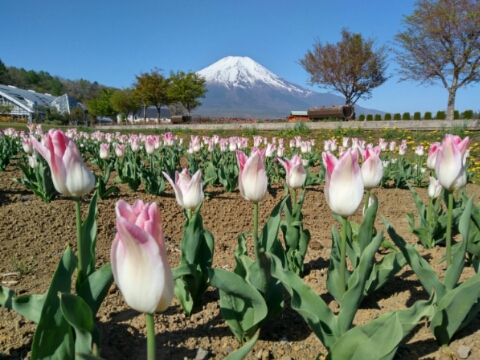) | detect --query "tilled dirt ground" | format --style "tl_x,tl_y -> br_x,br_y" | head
0,163 -> 479,360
